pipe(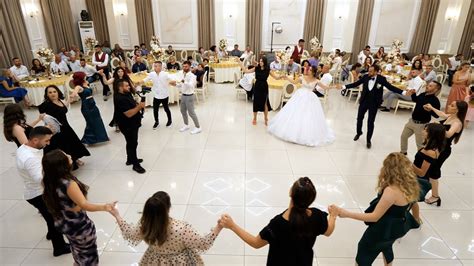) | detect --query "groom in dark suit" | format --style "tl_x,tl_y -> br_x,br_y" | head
342,64 -> 409,149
